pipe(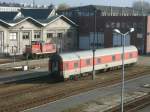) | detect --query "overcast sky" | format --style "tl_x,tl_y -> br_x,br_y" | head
0,0 -> 150,7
